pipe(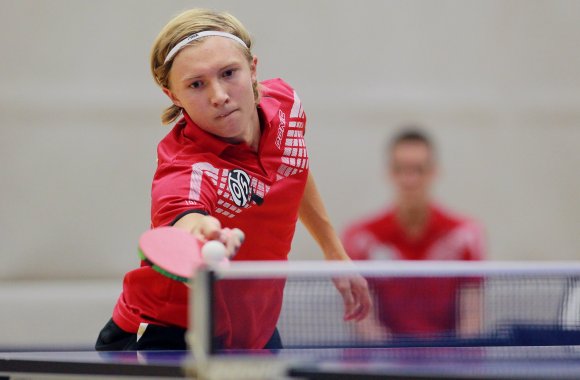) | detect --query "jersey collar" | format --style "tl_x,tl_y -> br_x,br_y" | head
181,112 -> 233,156
257,94 -> 281,126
